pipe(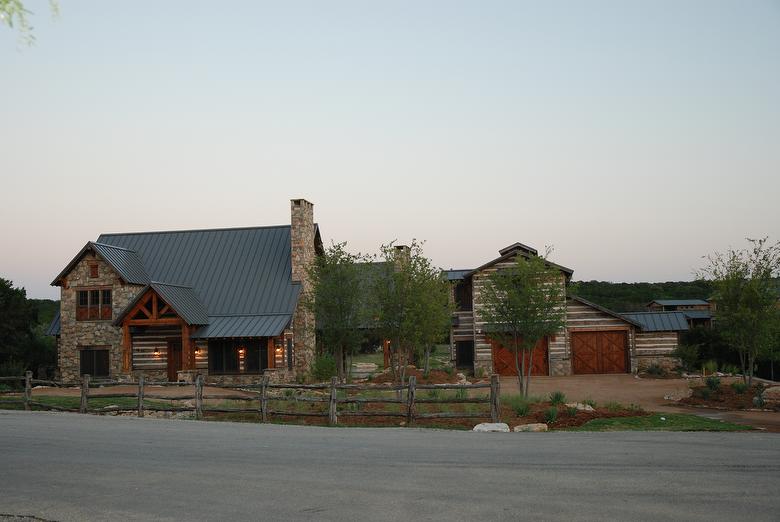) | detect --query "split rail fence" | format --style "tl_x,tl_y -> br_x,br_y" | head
0,372 -> 501,426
